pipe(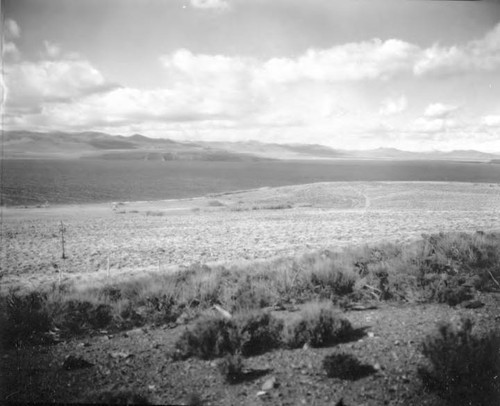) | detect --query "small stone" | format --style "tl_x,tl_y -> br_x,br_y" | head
256,391 -> 266,397
368,332 -> 375,338
262,376 -> 277,391
463,300 -> 485,309
303,342 -> 310,350
109,351 -> 132,359
374,363 -> 382,371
